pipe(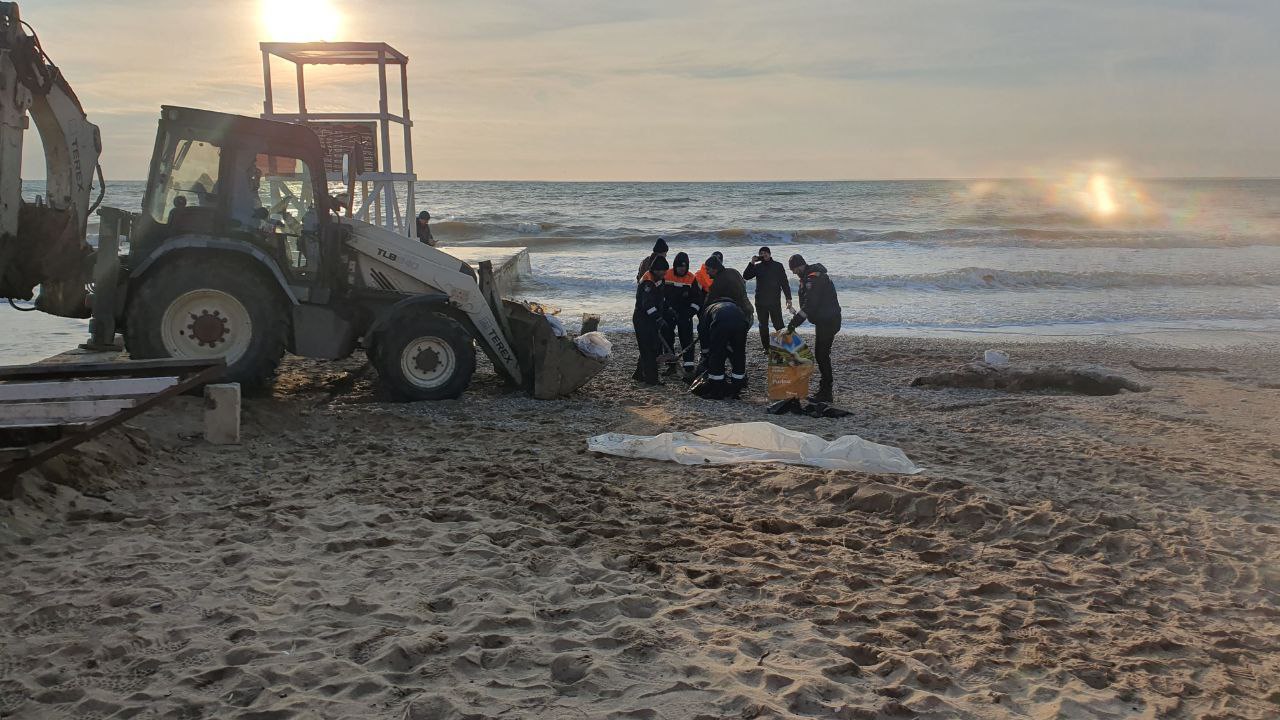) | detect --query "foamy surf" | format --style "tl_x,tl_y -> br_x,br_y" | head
6,177 -> 1278,364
